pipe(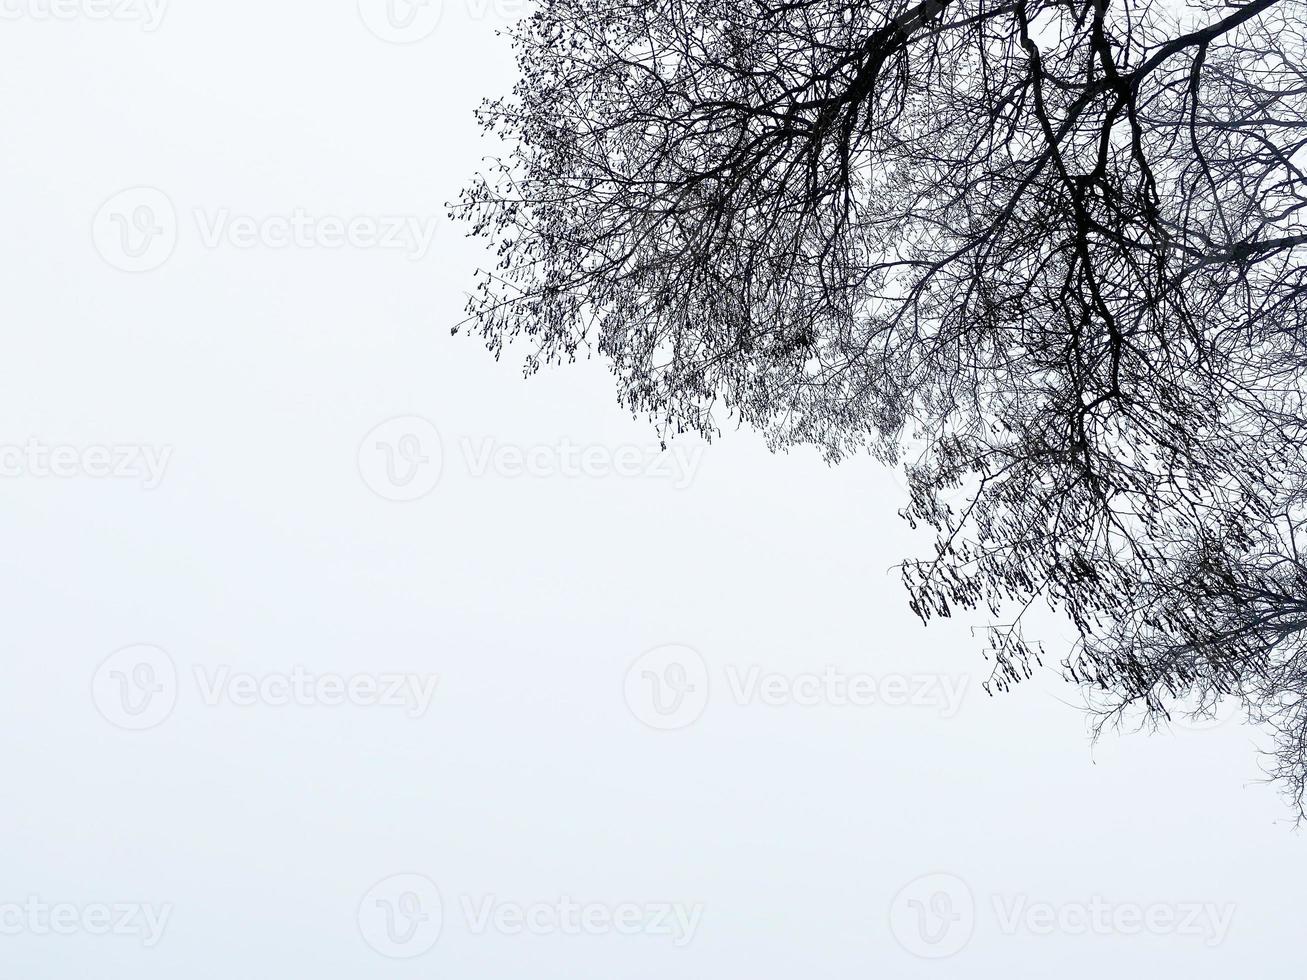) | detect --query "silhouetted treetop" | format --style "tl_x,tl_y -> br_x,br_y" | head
455,0 -> 1307,811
